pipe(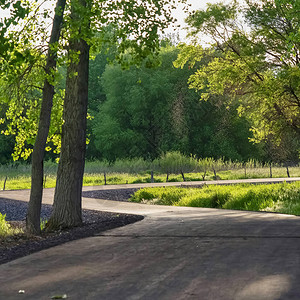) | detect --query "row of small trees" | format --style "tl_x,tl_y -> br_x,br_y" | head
86,151 -> 298,182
